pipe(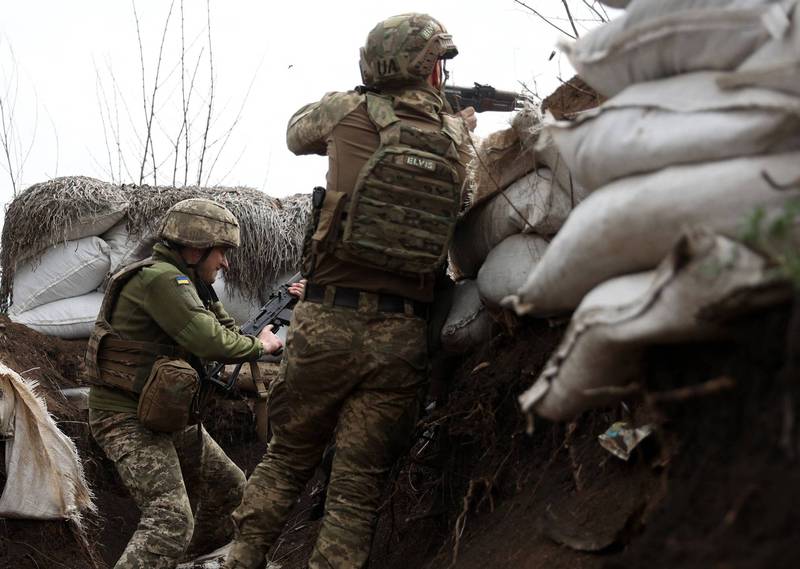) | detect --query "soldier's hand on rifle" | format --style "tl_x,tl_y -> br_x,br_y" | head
458,106 -> 477,132
288,279 -> 307,299
258,324 -> 284,354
